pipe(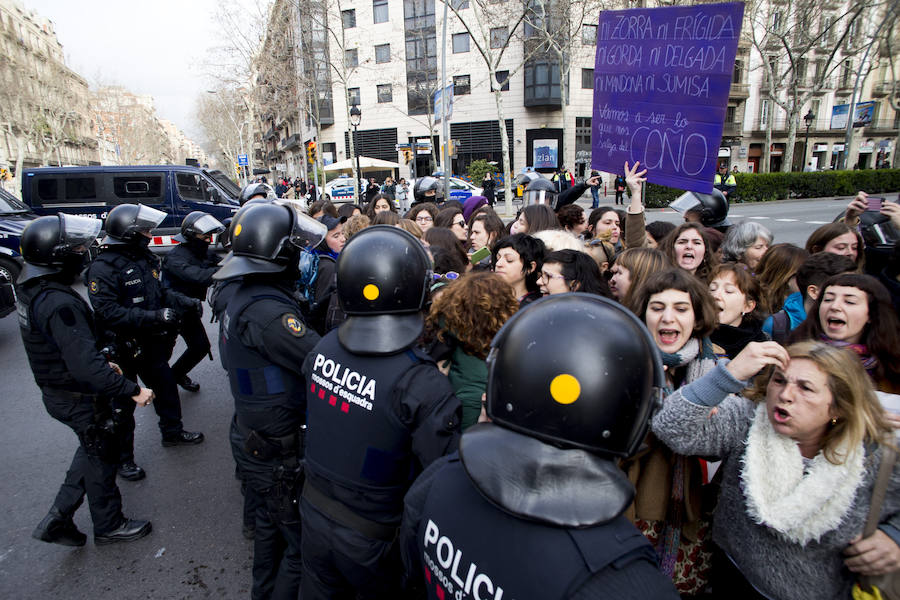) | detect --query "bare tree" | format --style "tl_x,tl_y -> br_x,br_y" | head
194,88 -> 245,177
